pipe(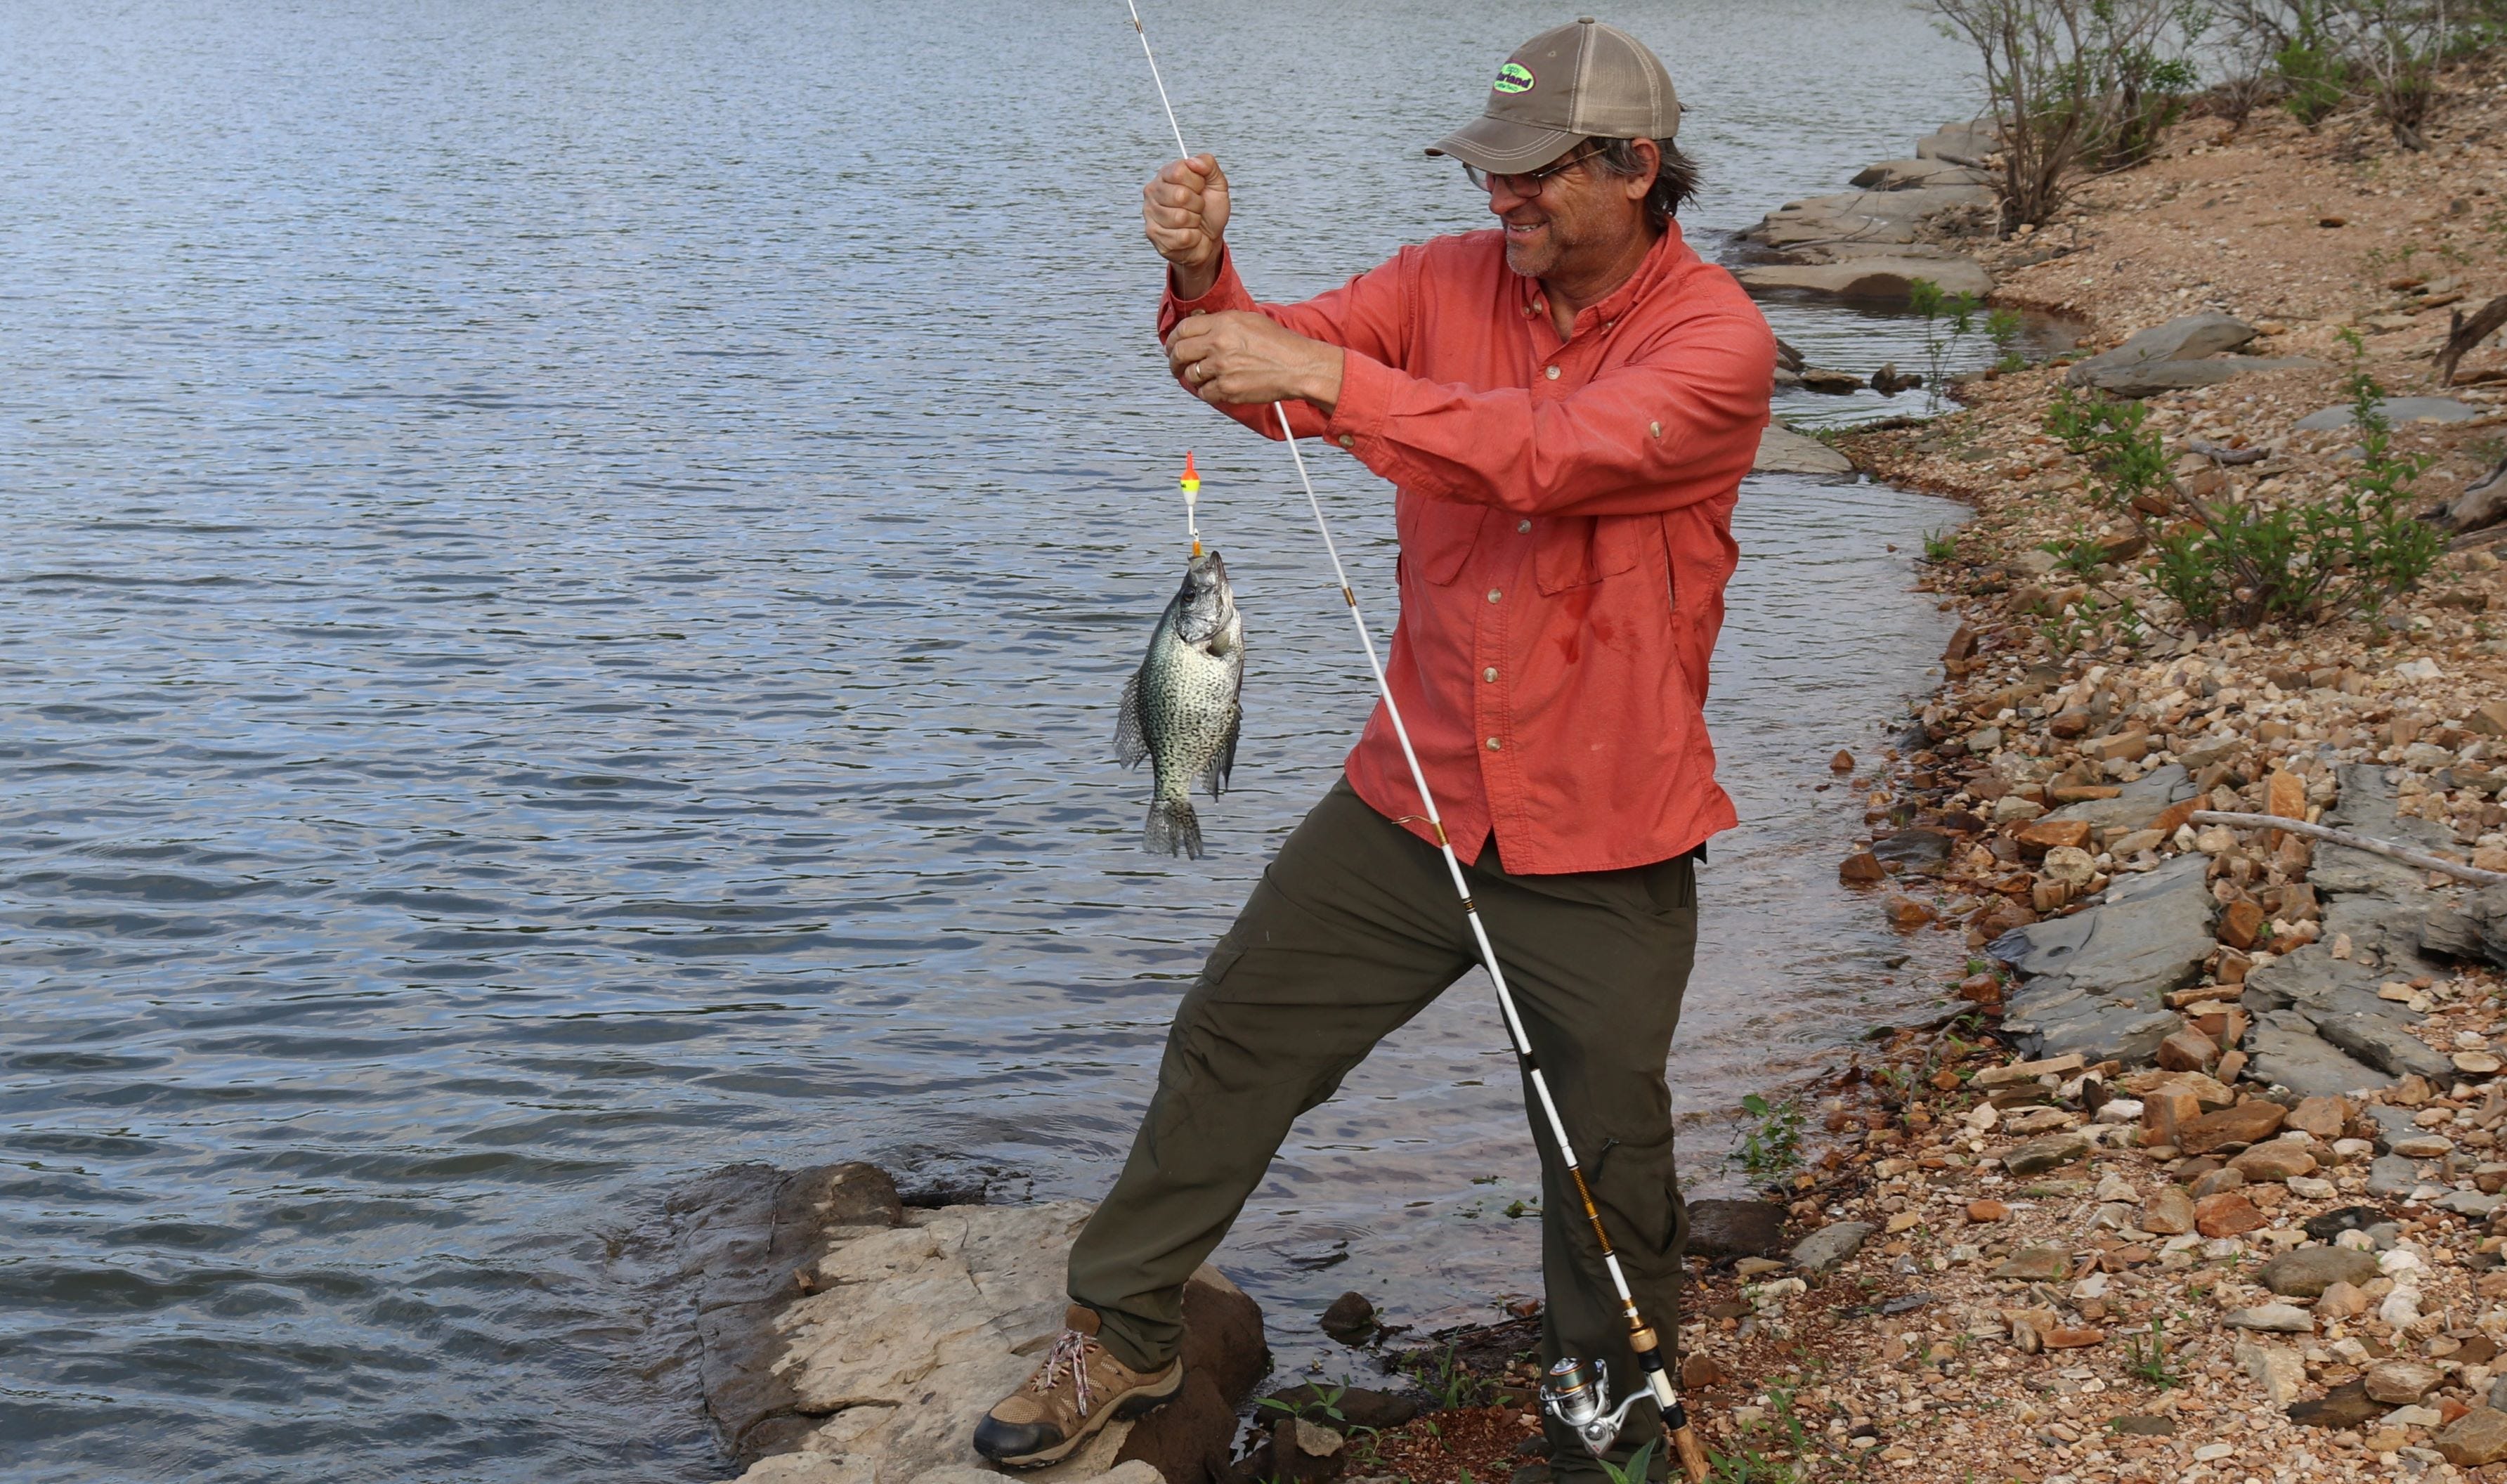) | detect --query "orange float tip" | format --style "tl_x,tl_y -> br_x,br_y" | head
1179,450 -> 1199,493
